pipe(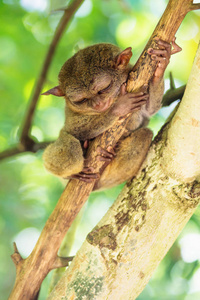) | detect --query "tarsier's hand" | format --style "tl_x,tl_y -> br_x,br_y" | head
111,83 -> 149,117
147,37 -> 182,83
